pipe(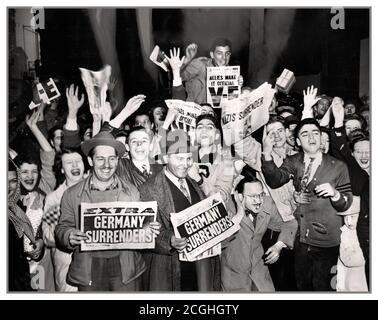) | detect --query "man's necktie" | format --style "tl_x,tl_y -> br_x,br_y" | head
141,164 -> 149,177
300,157 -> 315,192
246,209 -> 258,228
179,178 -> 191,203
